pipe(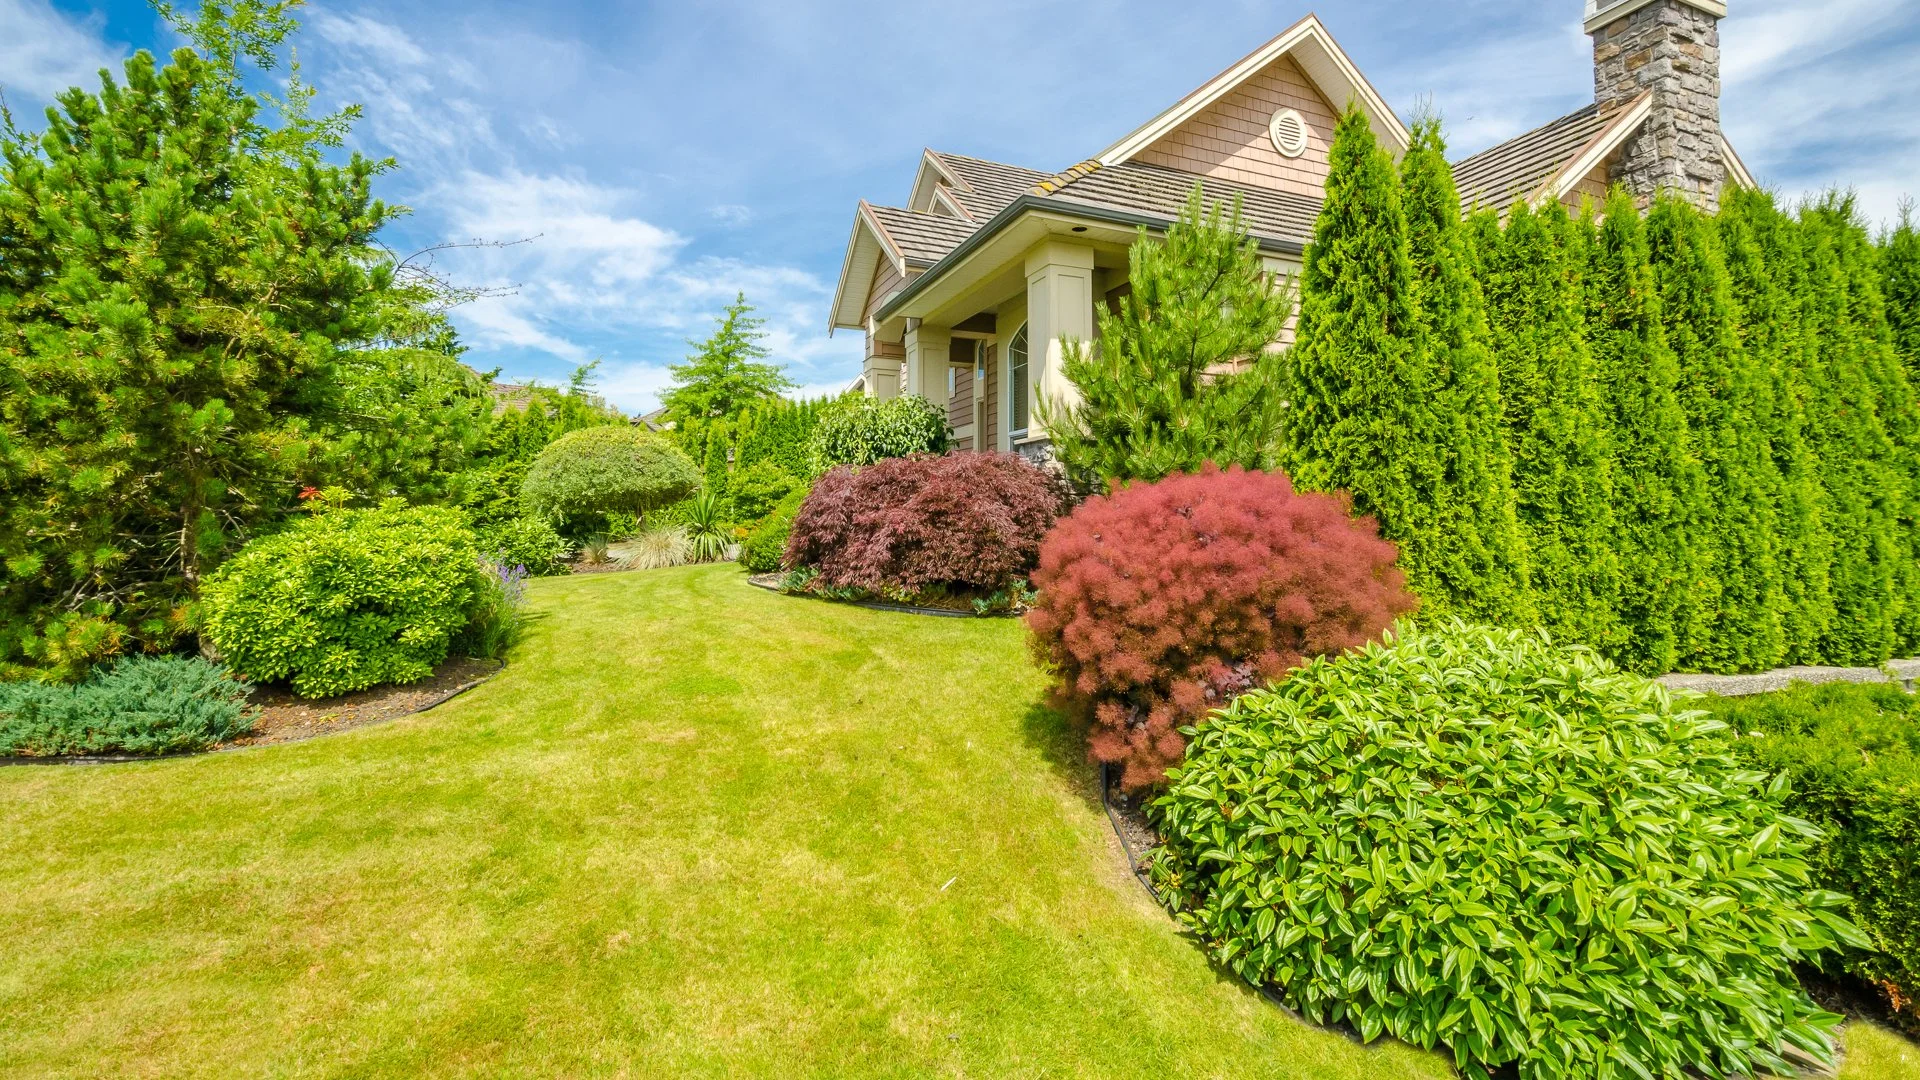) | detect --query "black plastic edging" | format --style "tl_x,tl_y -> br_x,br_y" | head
1099,761 -> 1360,1042
0,661 -> 504,768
